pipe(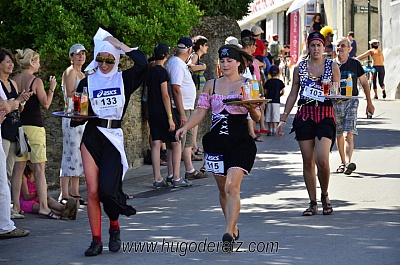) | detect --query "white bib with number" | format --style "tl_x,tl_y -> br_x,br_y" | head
205,153 -> 224,174
302,80 -> 325,102
92,87 -> 124,111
